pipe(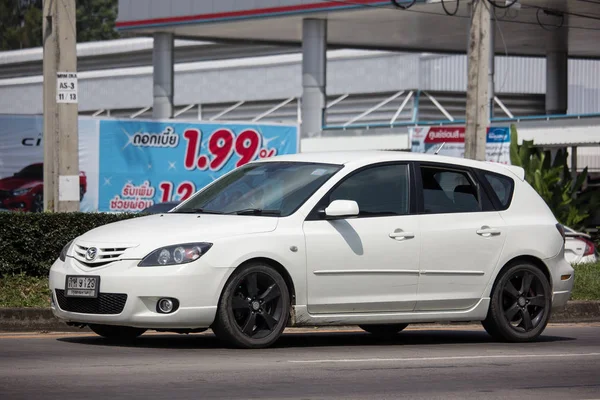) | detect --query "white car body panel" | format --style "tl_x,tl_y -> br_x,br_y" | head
303,214 -> 421,314
415,211 -> 507,312
49,151 -> 575,331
